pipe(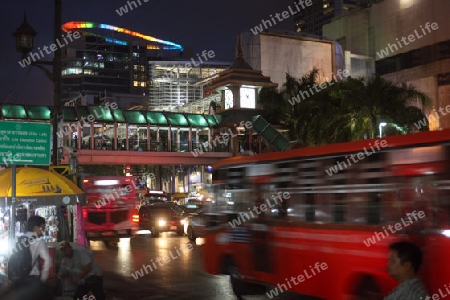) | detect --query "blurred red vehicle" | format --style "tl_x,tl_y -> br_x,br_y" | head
201,129 -> 450,299
81,176 -> 139,247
